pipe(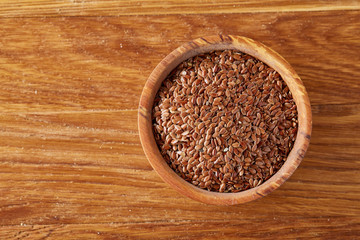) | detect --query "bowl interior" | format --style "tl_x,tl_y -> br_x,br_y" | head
138,35 -> 312,205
